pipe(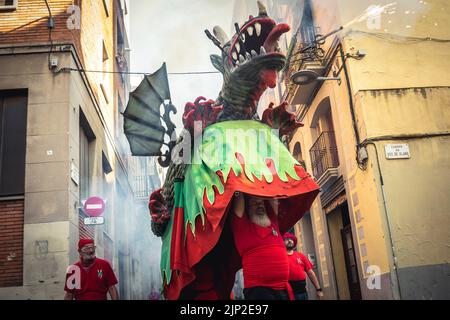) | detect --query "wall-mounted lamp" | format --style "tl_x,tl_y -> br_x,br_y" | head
291,69 -> 341,85
291,49 -> 367,86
